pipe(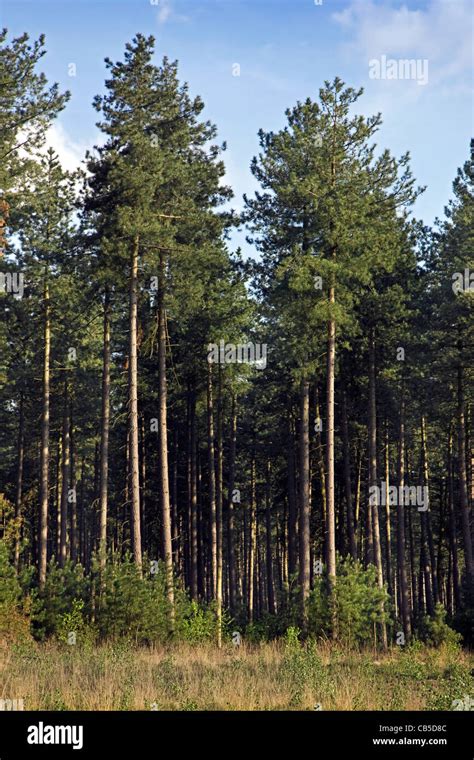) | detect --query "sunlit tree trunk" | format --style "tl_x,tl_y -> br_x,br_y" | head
129,234 -> 142,568
39,276 -> 50,589
158,250 -> 175,631
99,289 -> 111,573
